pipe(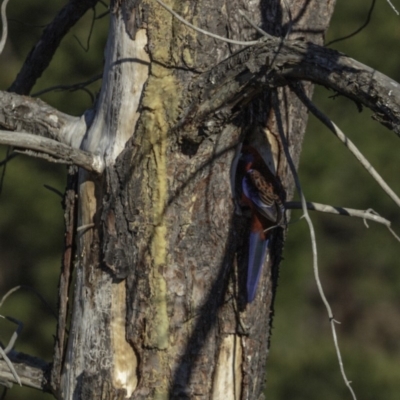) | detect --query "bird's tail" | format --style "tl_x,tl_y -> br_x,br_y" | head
247,233 -> 269,302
